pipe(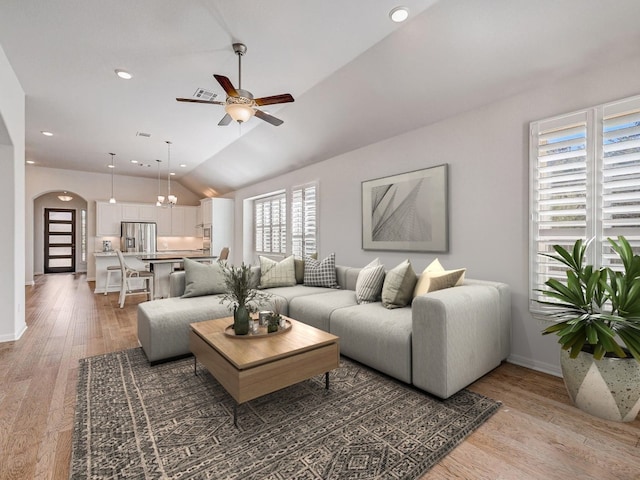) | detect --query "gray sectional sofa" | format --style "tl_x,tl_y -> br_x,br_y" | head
137,265 -> 510,399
